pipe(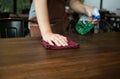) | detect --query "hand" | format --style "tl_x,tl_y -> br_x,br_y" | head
85,6 -> 100,24
42,33 -> 68,46
87,16 -> 100,24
